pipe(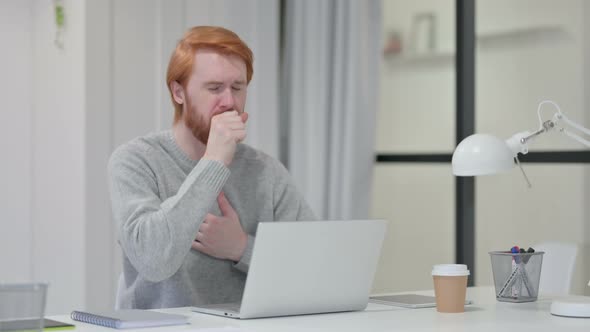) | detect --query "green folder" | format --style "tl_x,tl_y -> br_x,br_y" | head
43,319 -> 75,331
